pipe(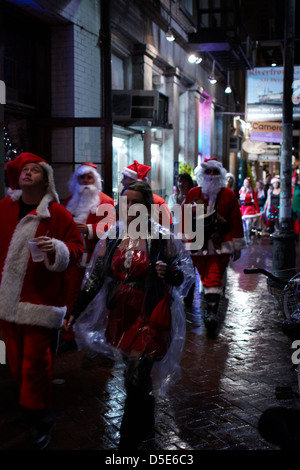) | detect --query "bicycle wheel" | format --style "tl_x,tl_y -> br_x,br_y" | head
282,273 -> 300,319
